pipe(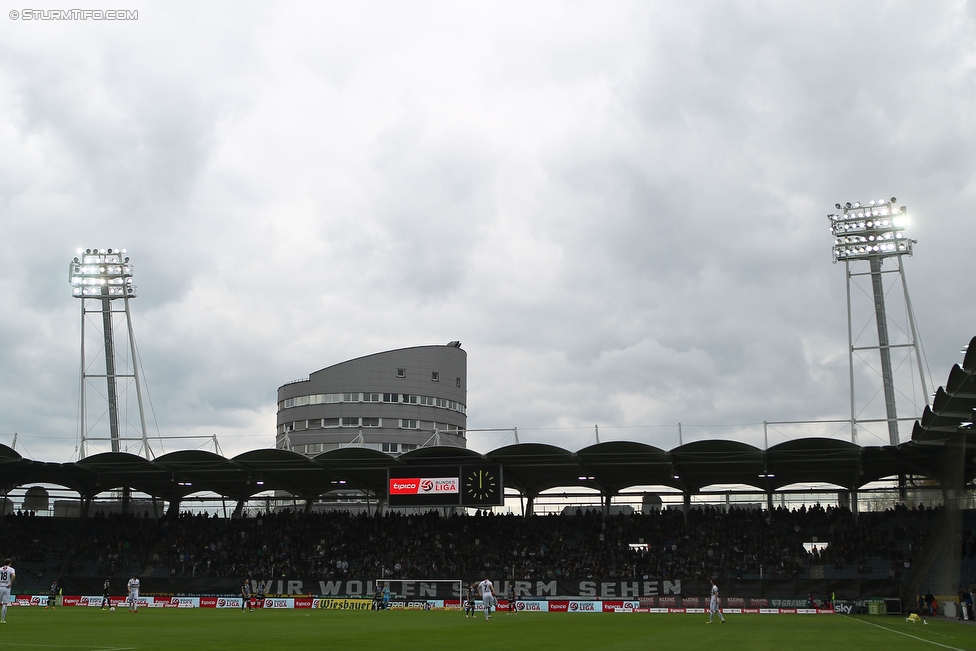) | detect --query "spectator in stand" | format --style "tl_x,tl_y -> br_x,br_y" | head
0,503 -> 943,592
